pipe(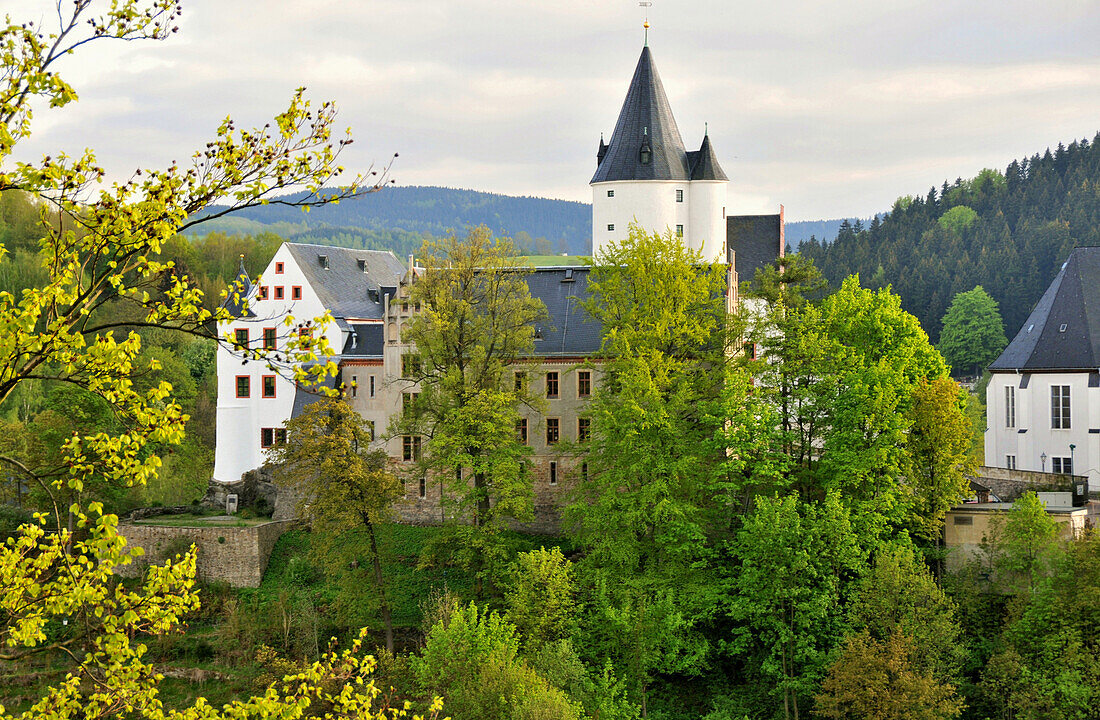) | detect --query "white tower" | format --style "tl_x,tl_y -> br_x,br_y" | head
591,43 -> 729,261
